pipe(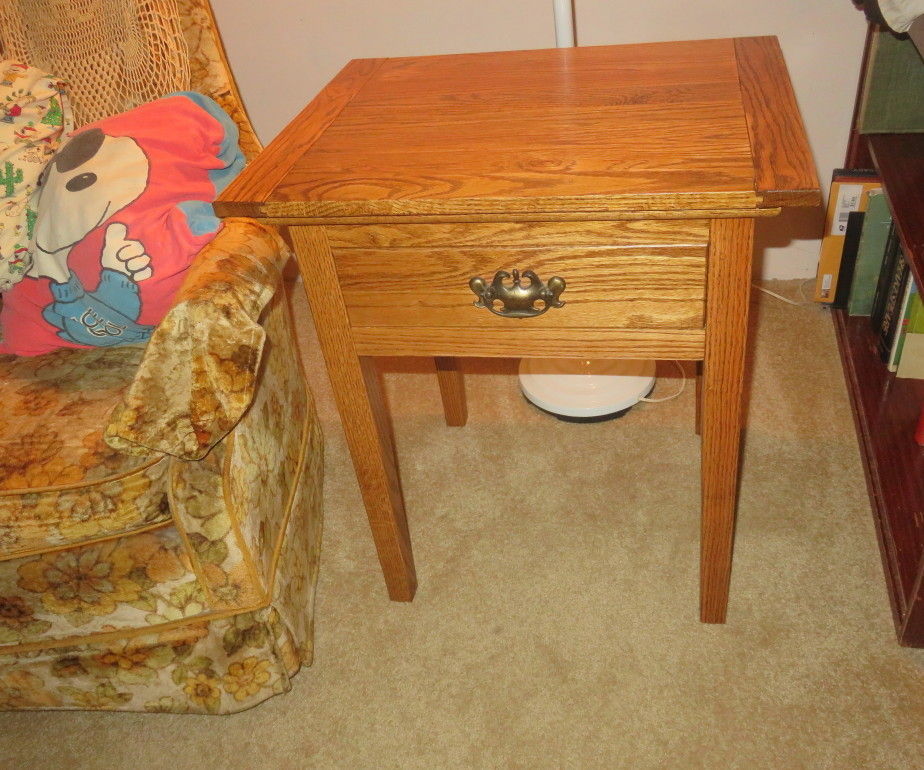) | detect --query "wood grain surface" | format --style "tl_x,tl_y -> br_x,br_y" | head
833,310 -> 924,646
227,39 -> 820,621
270,40 -> 752,216
733,37 -> 821,208
217,208 -> 782,224
325,219 -> 709,249
350,326 -> 705,359
333,244 -> 706,330
699,217 -> 755,623
288,225 -> 417,601
435,357 -> 468,427
217,38 -> 818,220
219,58 -> 385,208
224,193 -> 762,219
